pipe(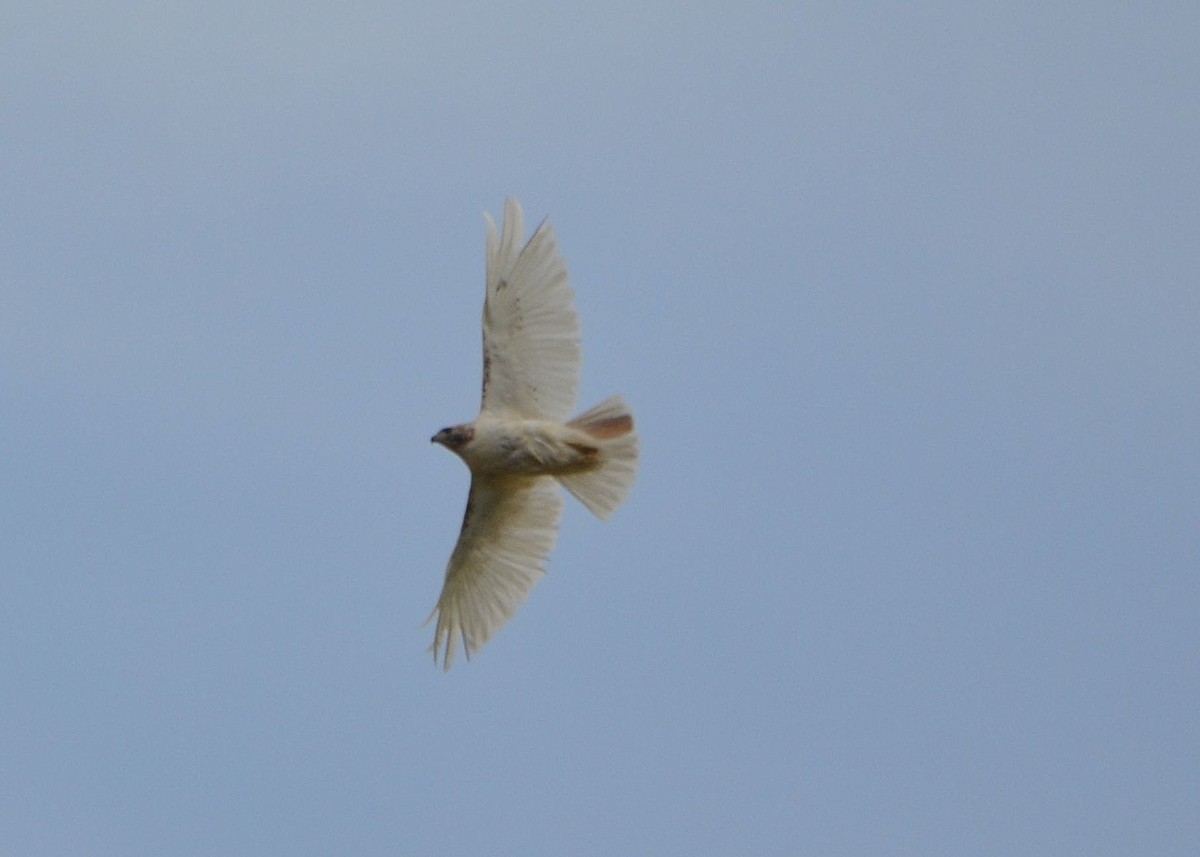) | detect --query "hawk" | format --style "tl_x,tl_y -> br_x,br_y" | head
426,198 -> 639,669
